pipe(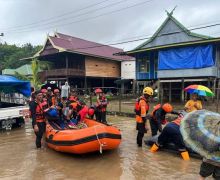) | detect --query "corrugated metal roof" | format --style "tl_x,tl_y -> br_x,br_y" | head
46,32 -> 134,61
2,64 -> 33,76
